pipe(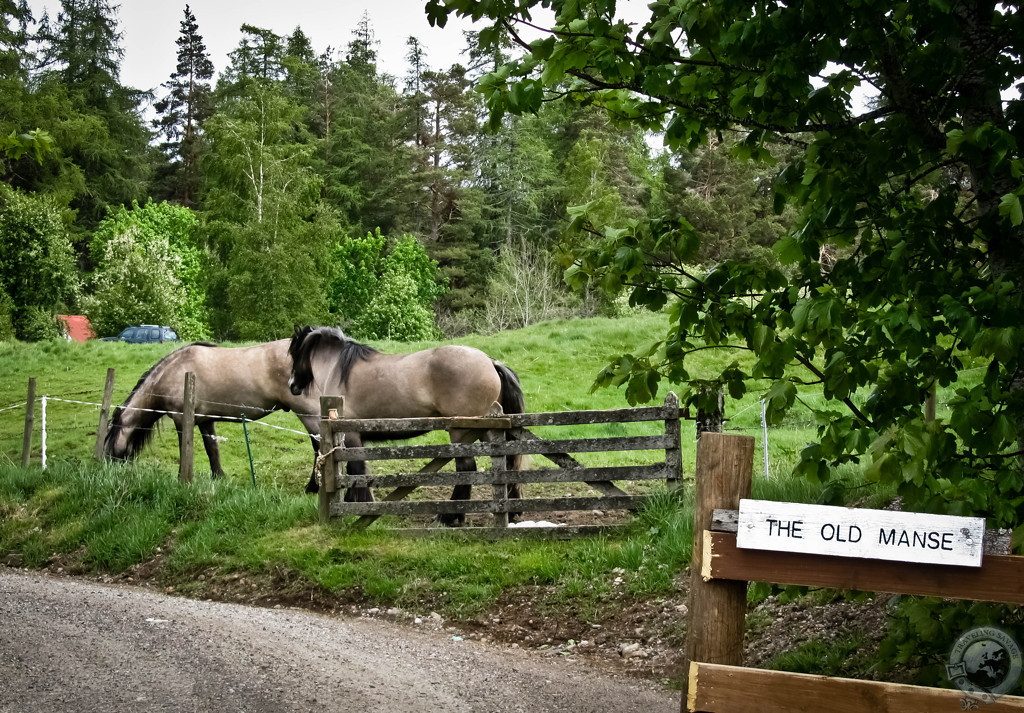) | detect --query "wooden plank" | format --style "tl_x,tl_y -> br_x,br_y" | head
332,415 -> 511,432
333,494 -> 648,517
711,508 -> 1012,555
686,661 -> 1024,713
337,463 -> 670,489
335,434 -> 671,462
735,499 -> 985,567
682,433 -> 754,705
94,368 -> 115,461
702,530 -> 1024,605
509,429 -> 631,497
328,406 -> 673,432
351,434 -> 480,529
178,371 -> 195,483
382,525 -> 623,539
21,377 -> 35,467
